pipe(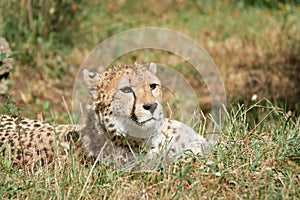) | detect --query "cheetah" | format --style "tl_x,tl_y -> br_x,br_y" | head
0,62 -> 213,168
81,62 -> 211,168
